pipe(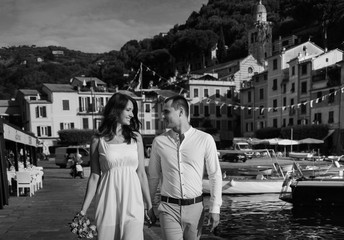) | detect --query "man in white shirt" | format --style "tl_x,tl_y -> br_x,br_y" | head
148,95 -> 222,240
